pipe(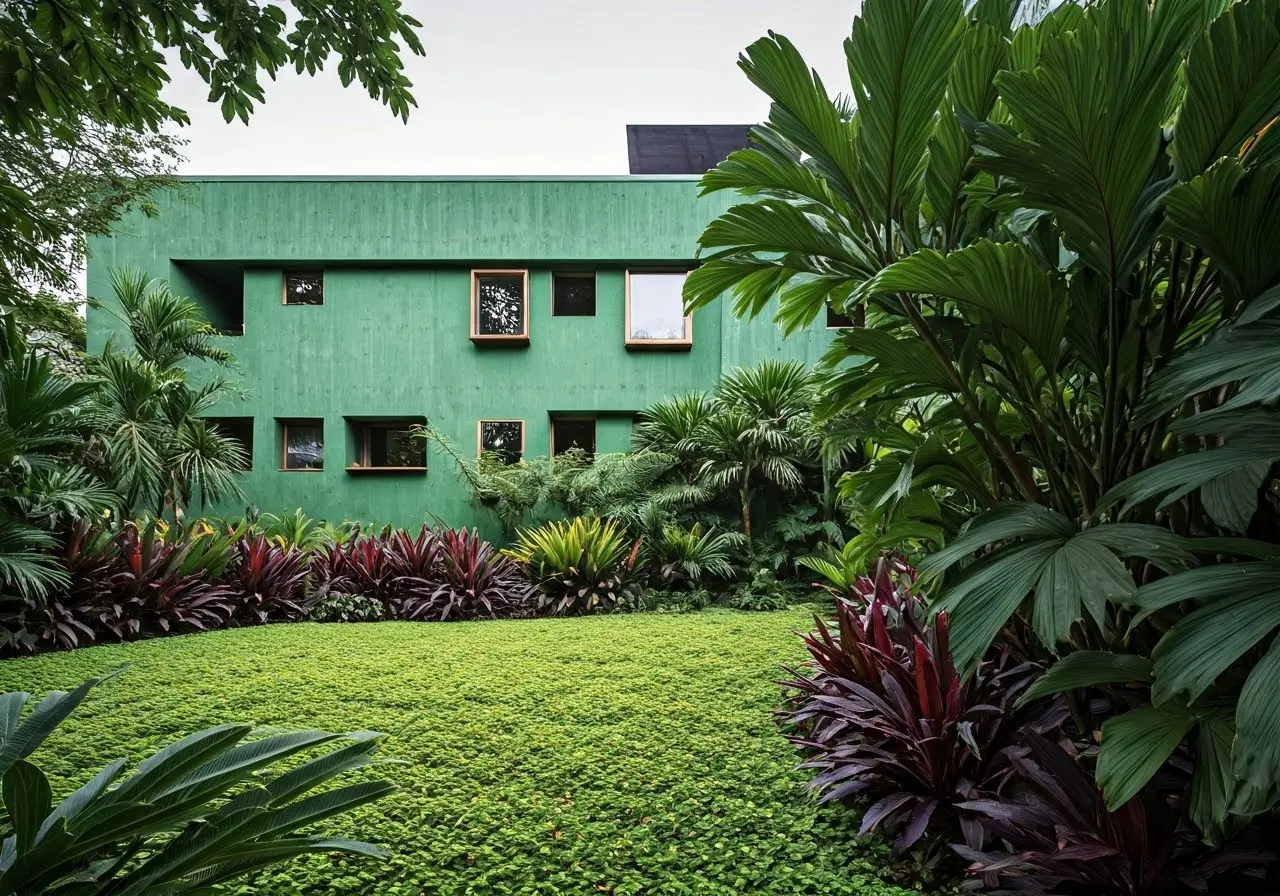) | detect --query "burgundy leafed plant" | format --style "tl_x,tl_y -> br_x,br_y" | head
406,527 -> 530,621
781,557 -> 1039,854
954,731 -> 1272,895
225,533 -> 311,625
